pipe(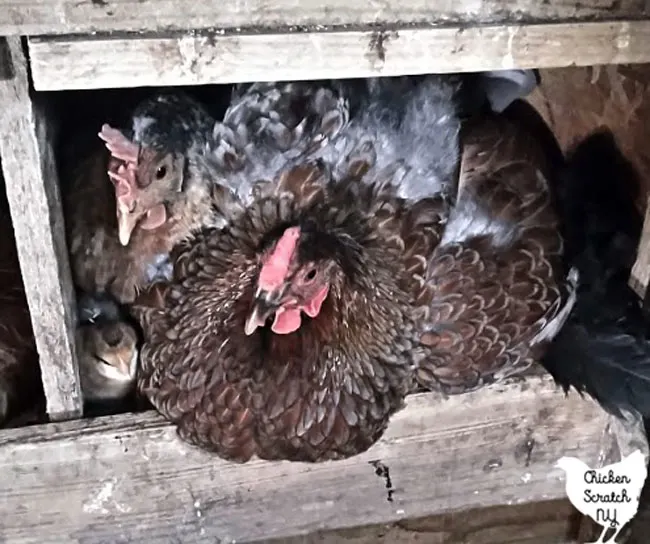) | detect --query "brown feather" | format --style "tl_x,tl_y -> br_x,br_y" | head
412,102 -> 575,393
